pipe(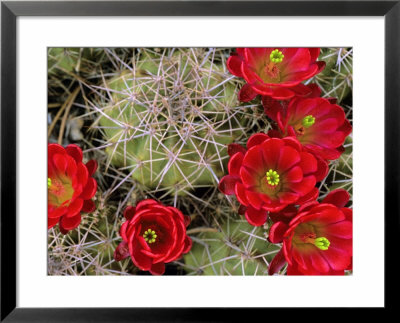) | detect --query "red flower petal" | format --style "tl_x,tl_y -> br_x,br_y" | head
48,206 -> 67,219
309,48 -> 320,62
66,144 -> 83,163
228,152 -> 244,176
244,48 -> 269,66
298,152 -> 317,175
277,146 -> 301,173
238,205 -> 247,215
81,199 -> 95,213
269,204 -> 298,224
182,236 -> 192,254
48,216 -> 59,229
53,153 -> 68,174
320,246 -> 352,271
235,182 -> 249,206
48,144 -> 65,159
322,189 -> 350,208
238,83 -> 258,102
268,222 -> 289,243
309,205 -> 346,225
66,198 -> 83,218
246,133 -> 270,149
268,249 -> 287,275
306,83 -> 322,98
66,156 -> 78,179
315,61 -> 326,74
240,167 -> 259,188
85,160 -> 98,176
277,191 -> 299,204
183,215 -> 191,228
284,48 -> 311,72
123,206 -> 136,220
284,166 -> 303,183
119,221 -> 130,241
131,244 -> 153,271
242,146 -> 265,175
60,213 -> 81,231
290,83 -> 312,97
227,143 -> 246,157
135,199 -> 159,212
342,208 -> 352,222
260,138 -> 284,170
314,157 -> 329,182
245,205 -> 268,226
287,263 -> 303,275
269,86 -> 295,100
262,96 -> 283,121
219,175 -> 239,195
80,178 -> 97,200
150,262 -> 165,275
76,162 -> 88,187
310,251 -> 330,273
282,136 -> 302,151
325,221 -> 352,239
296,187 -> 319,205
246,190 -> 264,210
114,241 -> 130,262
289,176 -> 316,196
227,55 -> 244,77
